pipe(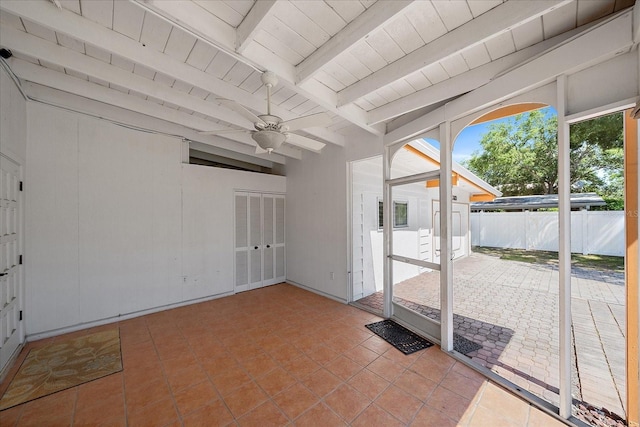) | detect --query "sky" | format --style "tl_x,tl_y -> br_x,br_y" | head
423,120 -> 508,165
424,106 -> 557,165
